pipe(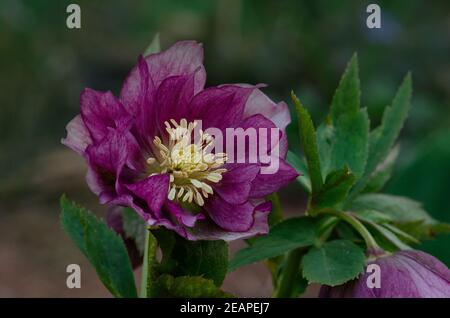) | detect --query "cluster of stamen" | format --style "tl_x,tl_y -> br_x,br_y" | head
146,119 -> 227,206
